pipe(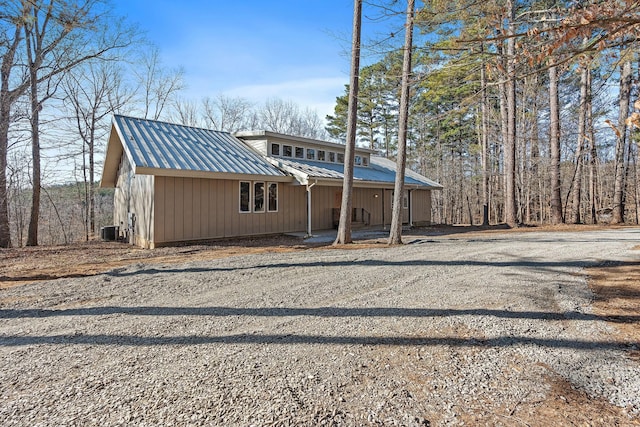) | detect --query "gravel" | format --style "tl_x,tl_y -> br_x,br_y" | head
1,228 -> 640,425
